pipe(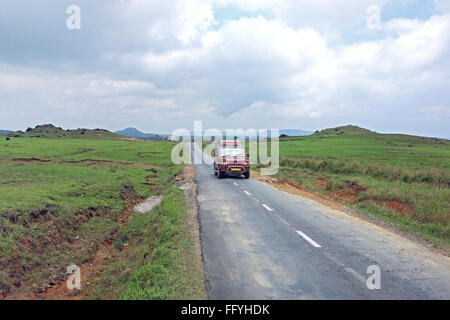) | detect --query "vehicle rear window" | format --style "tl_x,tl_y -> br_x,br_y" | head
219,148 -> 245,157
